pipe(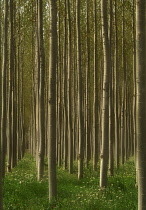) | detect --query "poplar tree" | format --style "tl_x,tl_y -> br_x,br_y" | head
1,0 -> 8,178
85,0 -> 91,169
100,0 -> 111,188
114,0 -> 119,169
67,0 -> 73,174
136,0 -> 146,209
36,0 -> 45,181
48,0 -> 57,201
76,0 -> 84,180
93,0 -> 98,171
0,141 -> 2,209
